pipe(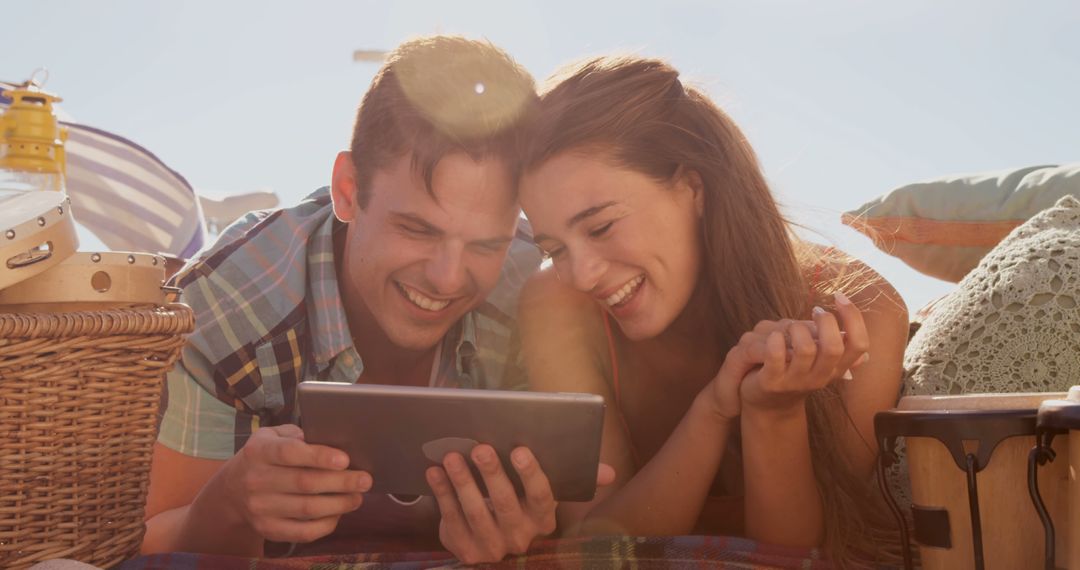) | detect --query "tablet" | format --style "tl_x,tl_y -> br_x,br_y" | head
297,381 -> 606,502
